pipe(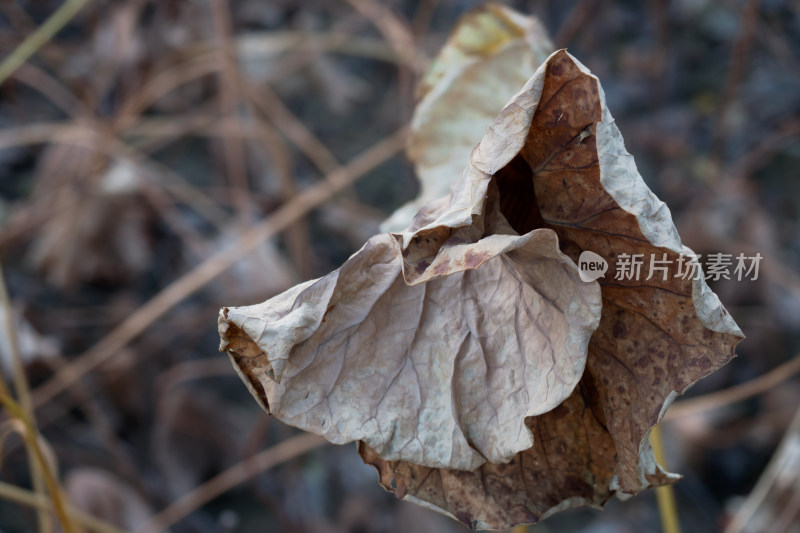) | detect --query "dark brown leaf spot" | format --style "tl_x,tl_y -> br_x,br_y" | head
612,321 -> 627,339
